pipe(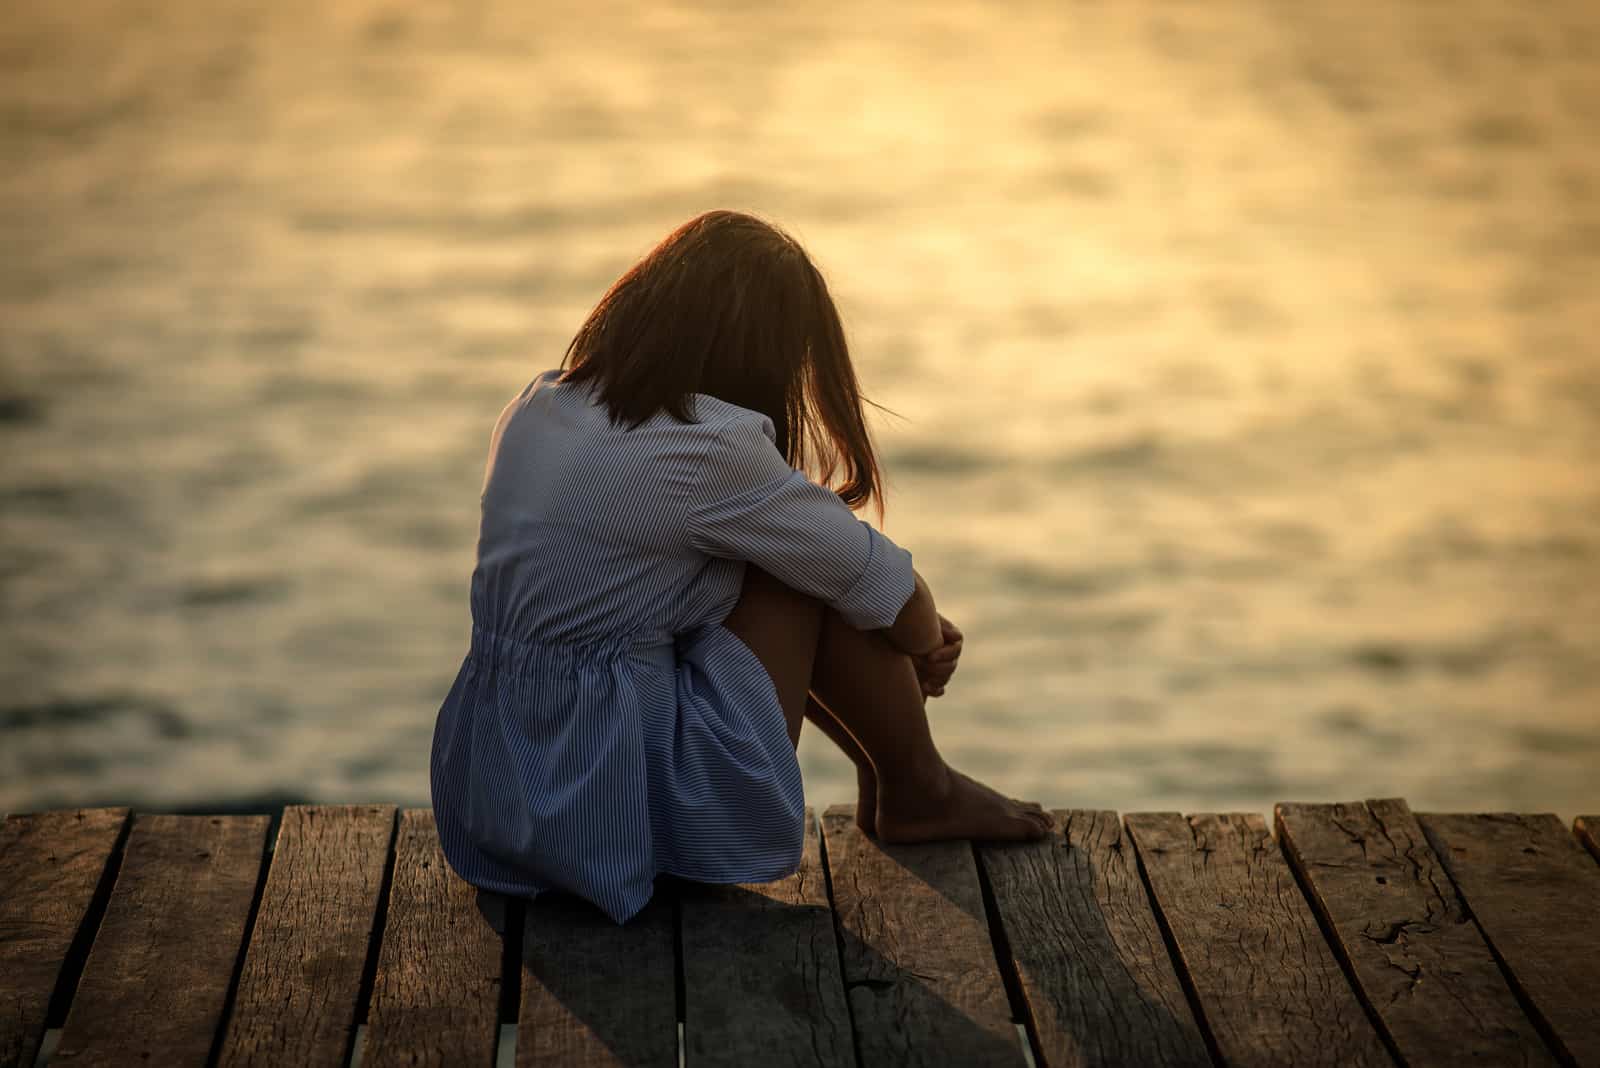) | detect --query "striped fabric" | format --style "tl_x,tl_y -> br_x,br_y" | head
430,369 -> 915,923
